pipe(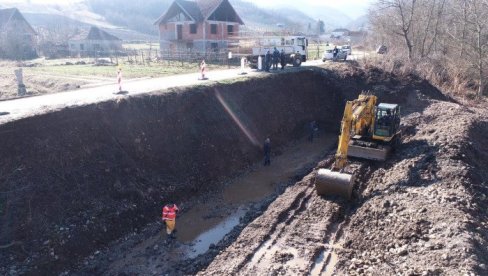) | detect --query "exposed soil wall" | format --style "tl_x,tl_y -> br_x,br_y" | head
0,70 -> 346,274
